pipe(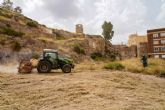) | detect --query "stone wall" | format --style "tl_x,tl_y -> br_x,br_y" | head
76,24 -> 83,34
86,35 -> 105,55
53,29 -> 85,39
113,45 -> 137,59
